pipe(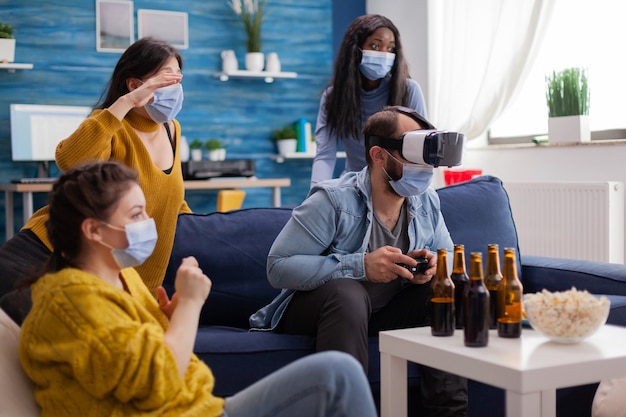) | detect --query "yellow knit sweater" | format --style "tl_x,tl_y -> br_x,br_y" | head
23,109 -> 191,293
19,267 -> 225,417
